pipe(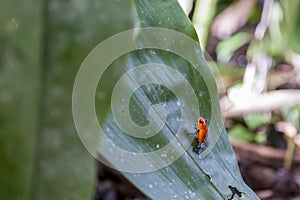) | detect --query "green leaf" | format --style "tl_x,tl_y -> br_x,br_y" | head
281,105 -> 300,131
244,113 -> 272,130
0,0 -> 40,198
91,0 -> 259,199
228,125 -> 254,142
30,0 -> 134,199
1,0 -> 134,199
216,32 -> 252,63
